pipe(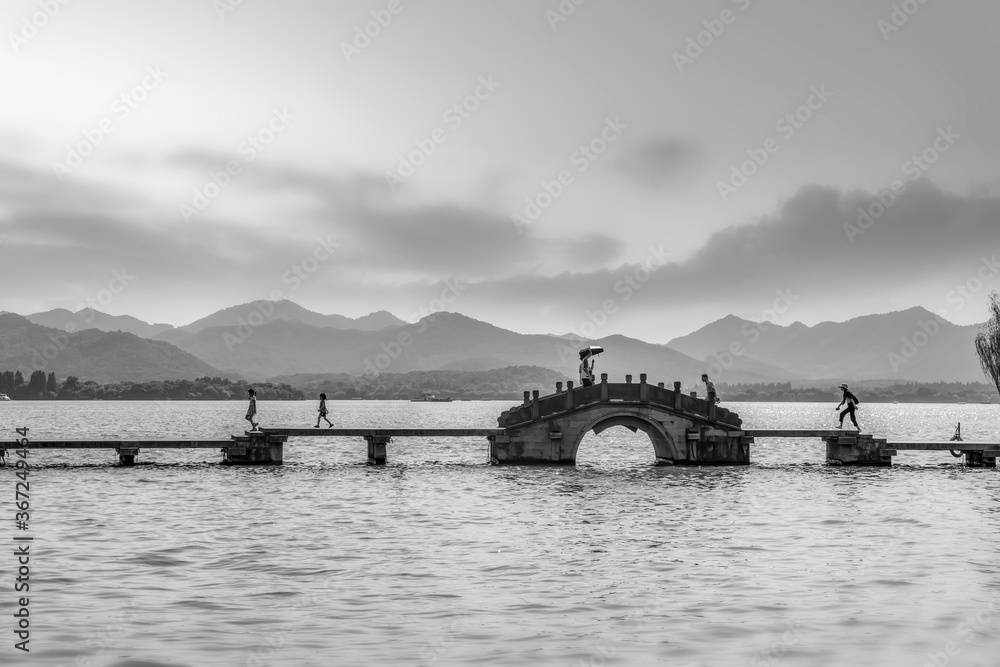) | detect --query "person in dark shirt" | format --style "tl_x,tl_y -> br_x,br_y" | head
835,383 -> 860,430
579,354 -> 595,387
